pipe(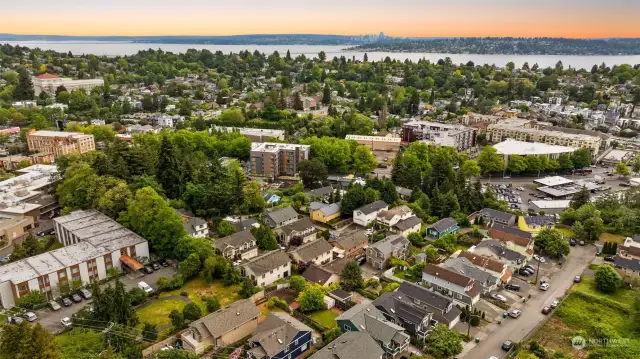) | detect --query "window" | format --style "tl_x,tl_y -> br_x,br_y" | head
457,294 -> 462,299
